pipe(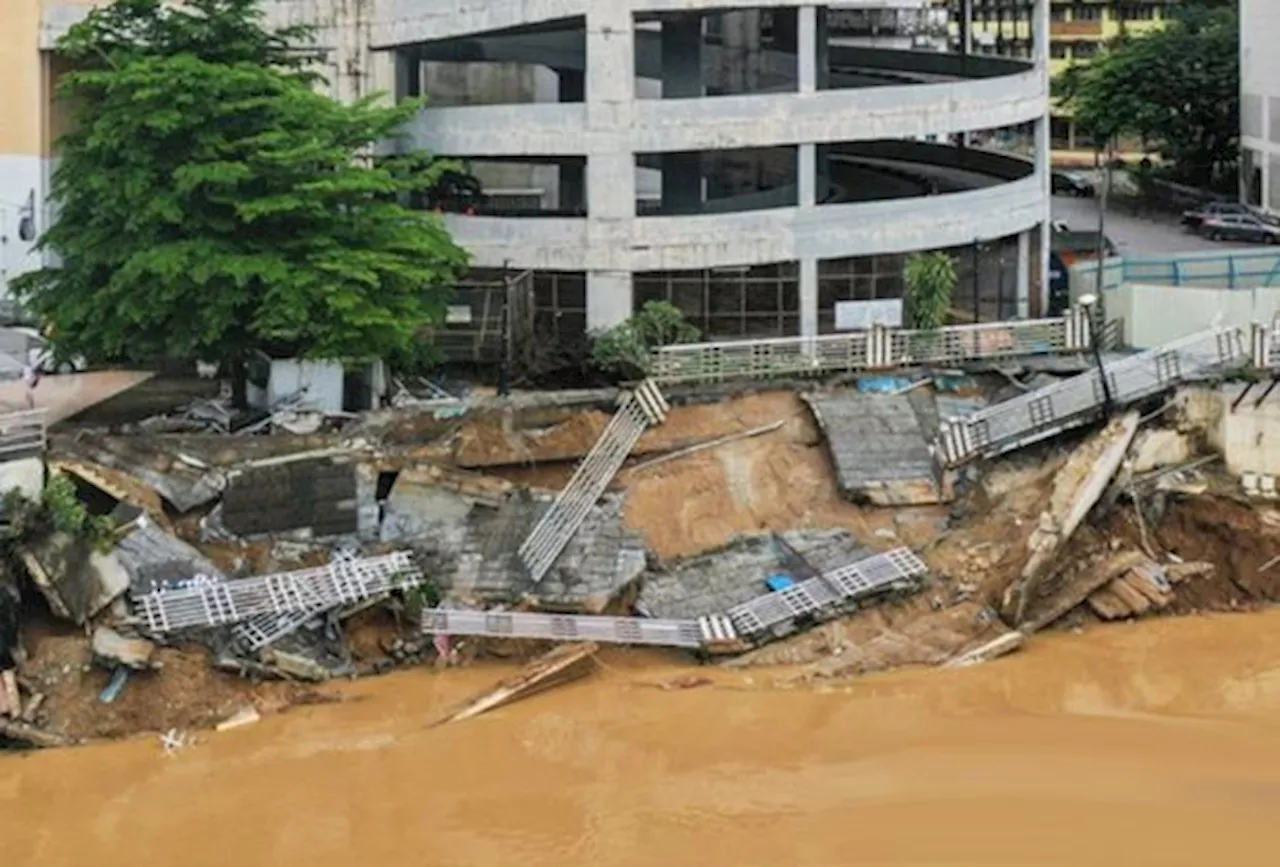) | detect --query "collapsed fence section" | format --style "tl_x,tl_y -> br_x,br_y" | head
131,551 -> 423,635
518,379 -> 669,584
936,326 -> 1250,467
